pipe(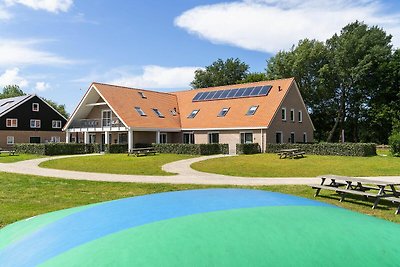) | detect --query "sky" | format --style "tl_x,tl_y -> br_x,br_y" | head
0,0 -> 399,113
